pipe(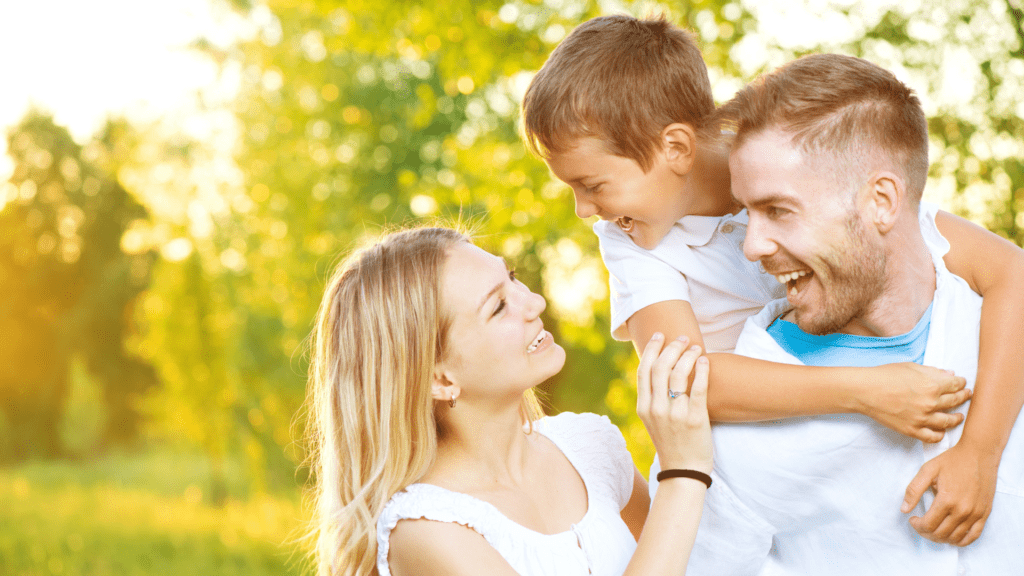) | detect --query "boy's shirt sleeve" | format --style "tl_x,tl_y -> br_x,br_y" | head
594,220 -> 690,341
